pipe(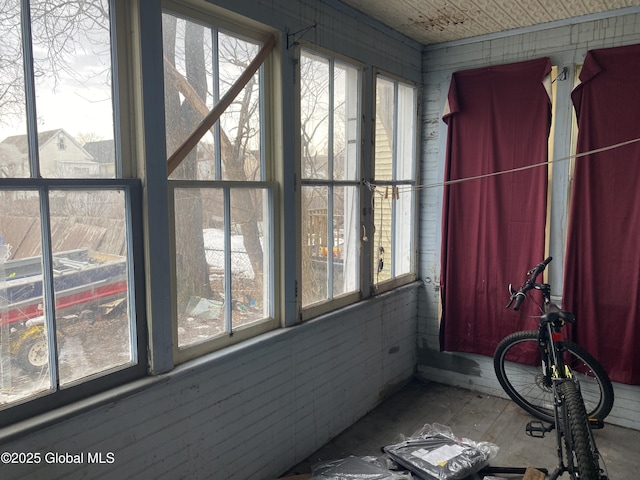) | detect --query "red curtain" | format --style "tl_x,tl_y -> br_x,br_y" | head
440,58 -> 551,356
563,43 -> 640,385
